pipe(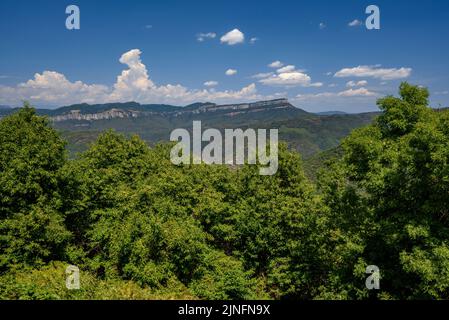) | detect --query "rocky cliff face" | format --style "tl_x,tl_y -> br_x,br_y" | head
52,108 -> 141,122
51,99 -> 293,122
